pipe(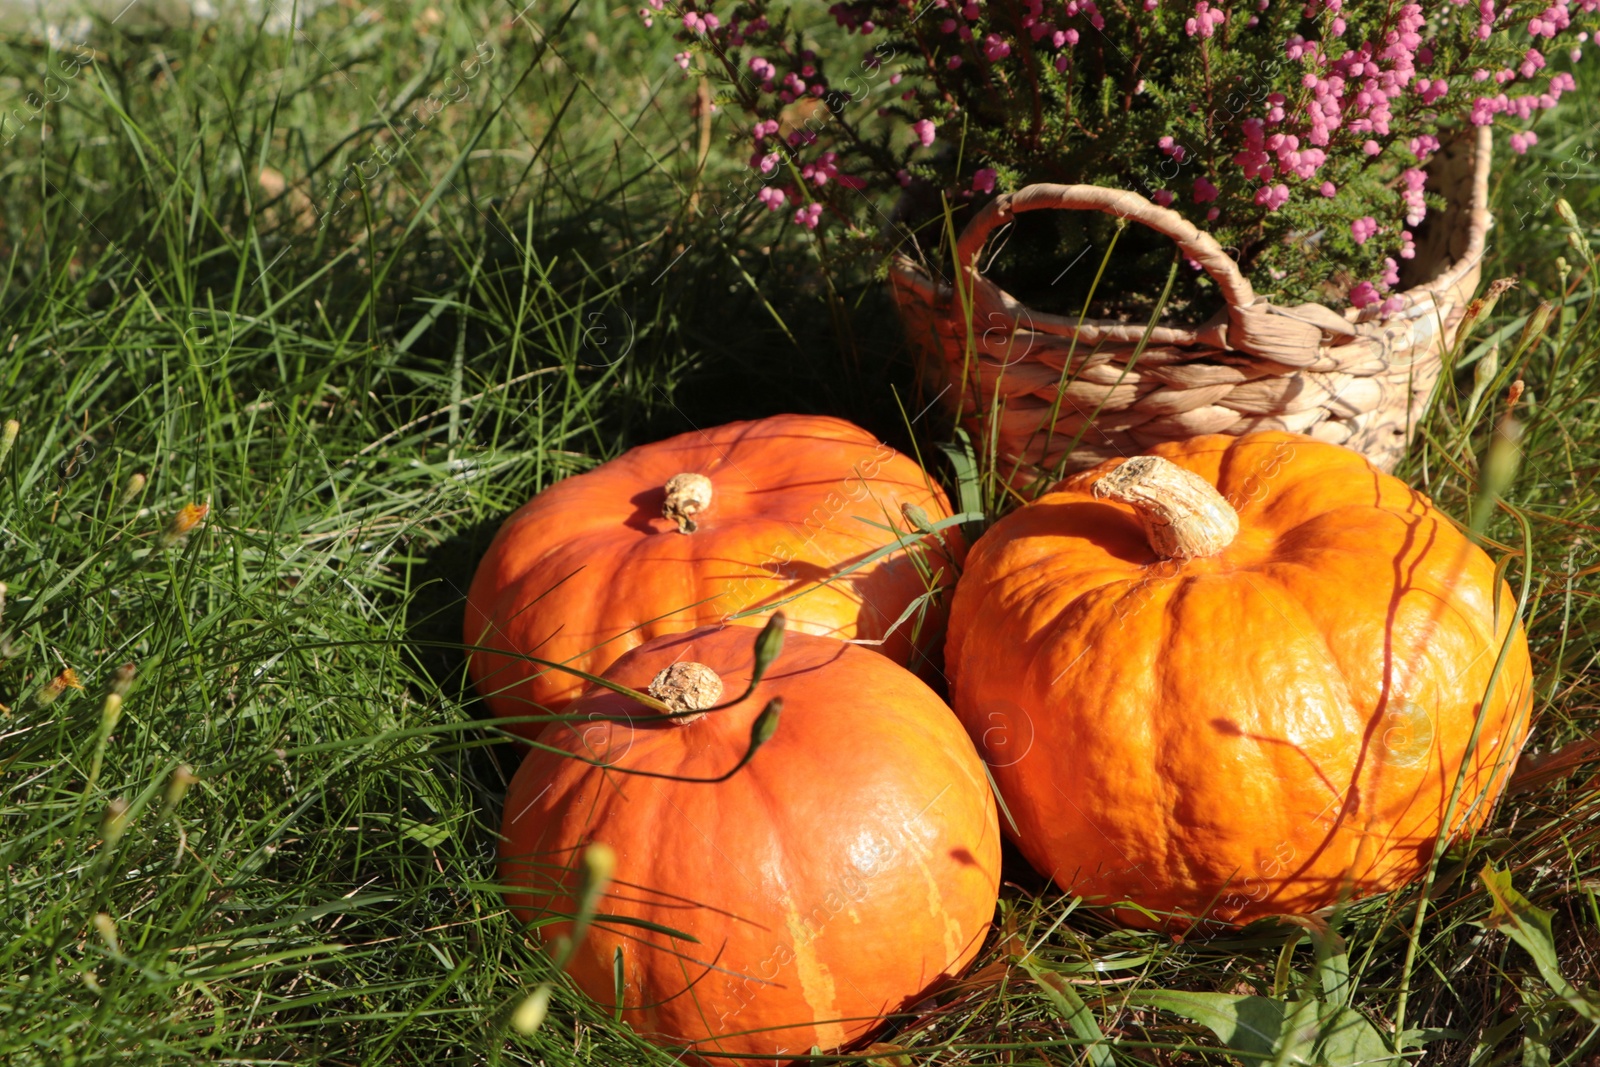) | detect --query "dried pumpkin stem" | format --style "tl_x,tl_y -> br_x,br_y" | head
646,662 -> 724,725
662,473 -> 713,534
1092,455 -> 1239,559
